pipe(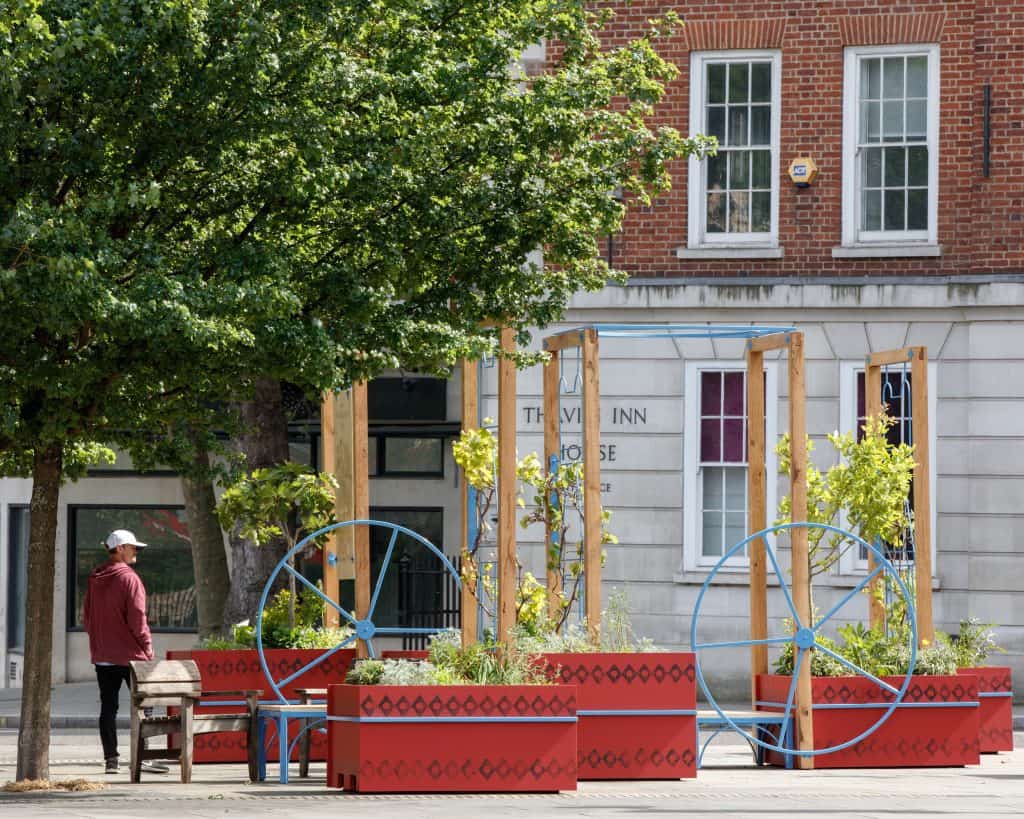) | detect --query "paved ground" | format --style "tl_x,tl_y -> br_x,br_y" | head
2,685 -> 1022,817
0,727 -> 1021,817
